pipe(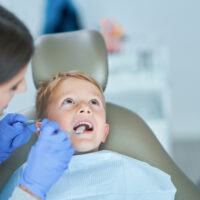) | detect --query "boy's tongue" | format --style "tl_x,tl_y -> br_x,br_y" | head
75,126 -> 86,134
73,121 -> 93,134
